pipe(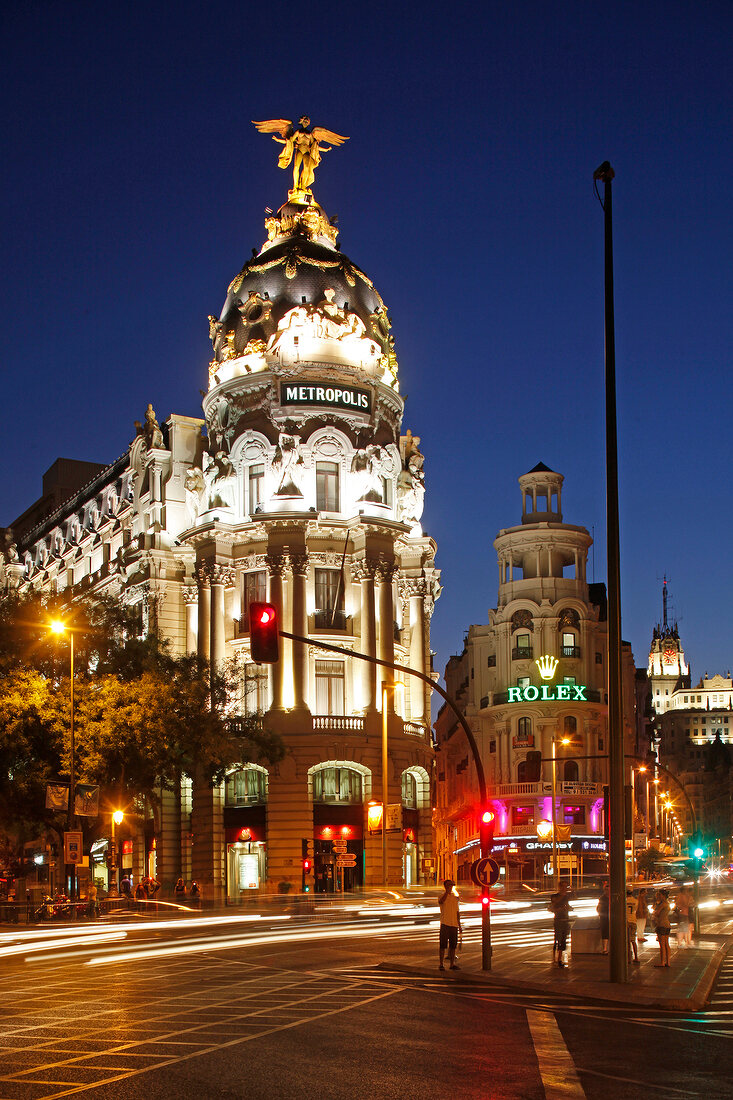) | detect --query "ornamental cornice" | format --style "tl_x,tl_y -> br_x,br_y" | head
290,552 -> 310,577
350,558 -> 378,581
210,564 -> 236,587
235,553 -> 268,571
398,577 -> 429,599
309,551 -> 345,567
308,642 -> 353,658
265,551 -> 289,577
